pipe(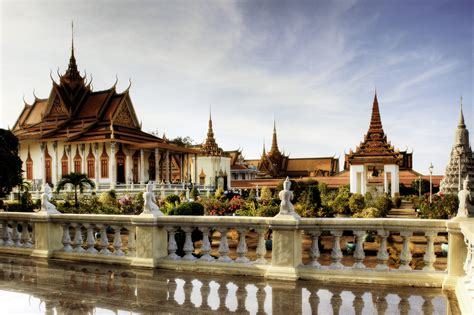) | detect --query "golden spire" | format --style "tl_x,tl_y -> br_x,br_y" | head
459,95 -> 466,128
270,119 -> 279,153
